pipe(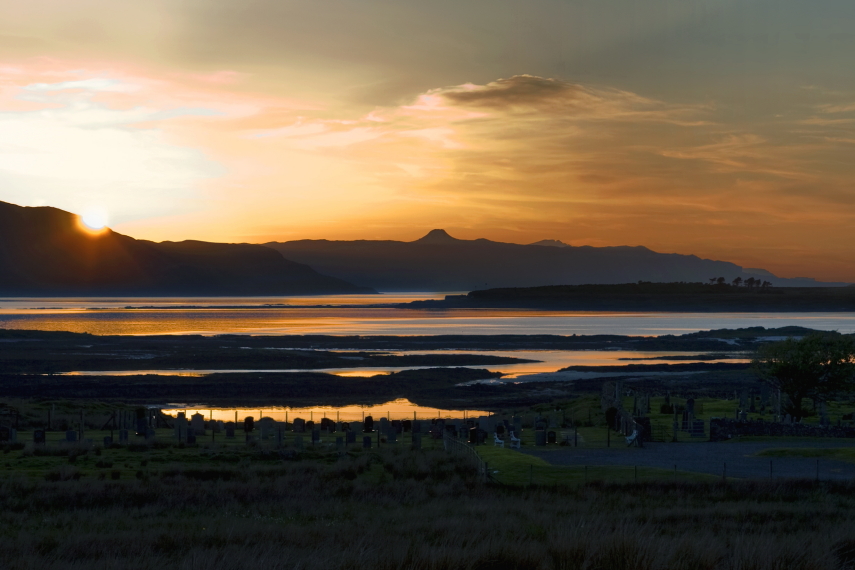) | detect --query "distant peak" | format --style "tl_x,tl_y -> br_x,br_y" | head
414,229 -> 459,244
530,239 -> 570,248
